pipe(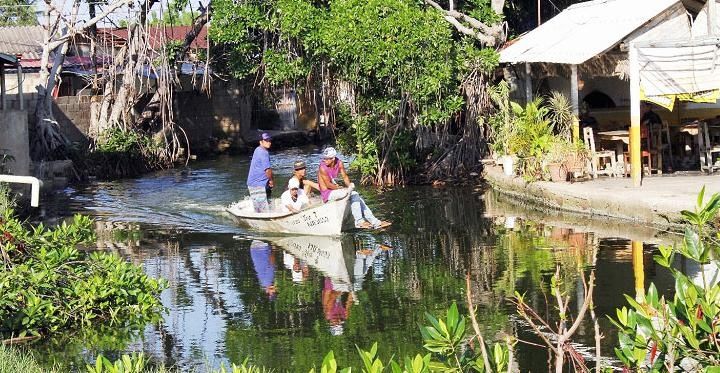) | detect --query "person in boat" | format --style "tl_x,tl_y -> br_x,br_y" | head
280,177 -> 310,213
318,147 -> 391,229
247,132 -> 274,212
291,160 -> 320,196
